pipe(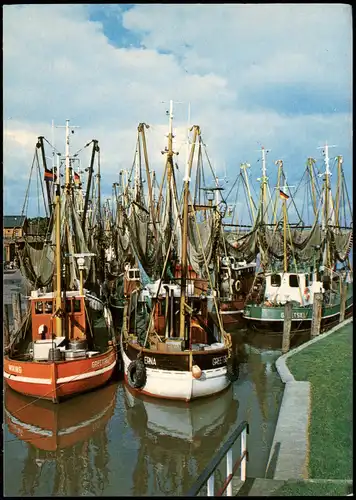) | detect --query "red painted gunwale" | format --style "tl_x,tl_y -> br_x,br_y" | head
4,348 -> 116,403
